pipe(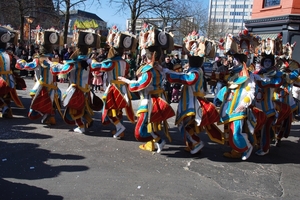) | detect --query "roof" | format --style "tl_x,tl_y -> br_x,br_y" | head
68,10 -> 104,22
